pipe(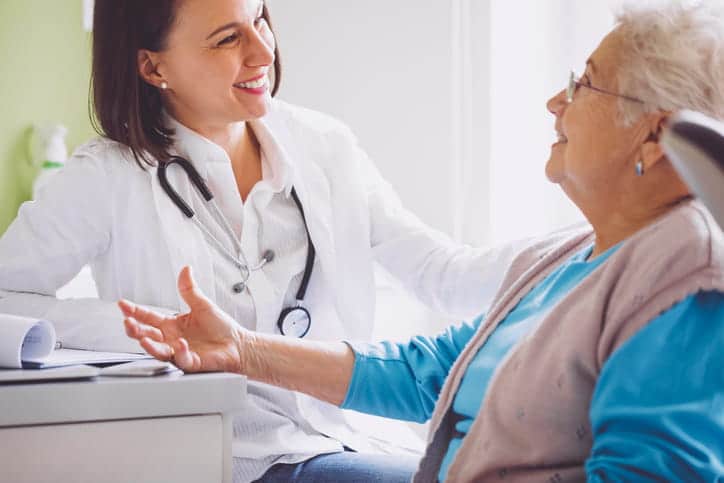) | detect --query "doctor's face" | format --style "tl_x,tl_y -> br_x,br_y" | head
143,0 -> 275,130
